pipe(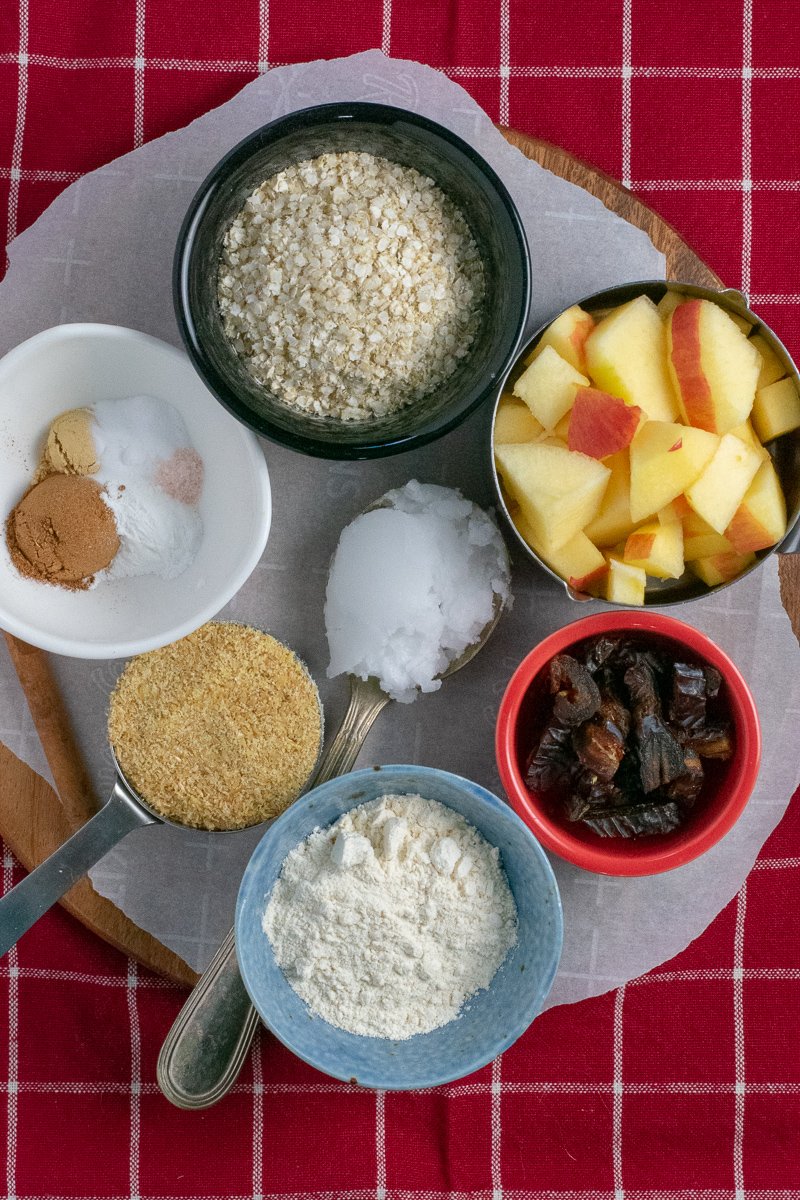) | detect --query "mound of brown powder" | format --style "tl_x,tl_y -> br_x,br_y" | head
108,622 -> 322,831
6,474 -> 120,589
